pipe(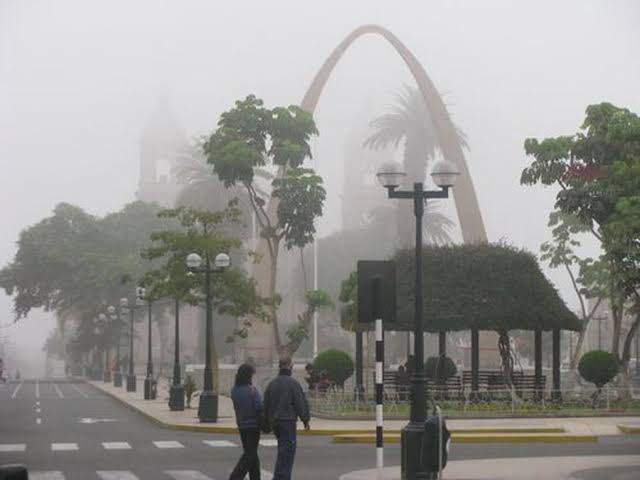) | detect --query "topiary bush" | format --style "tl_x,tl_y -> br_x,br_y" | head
578,350 -> 618,408
425,355 -> 457,381
313,348 -> 354,388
